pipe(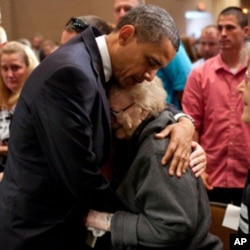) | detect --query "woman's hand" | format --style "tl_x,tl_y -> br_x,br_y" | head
189,141 -> 206,177
85,209 -> 111,232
